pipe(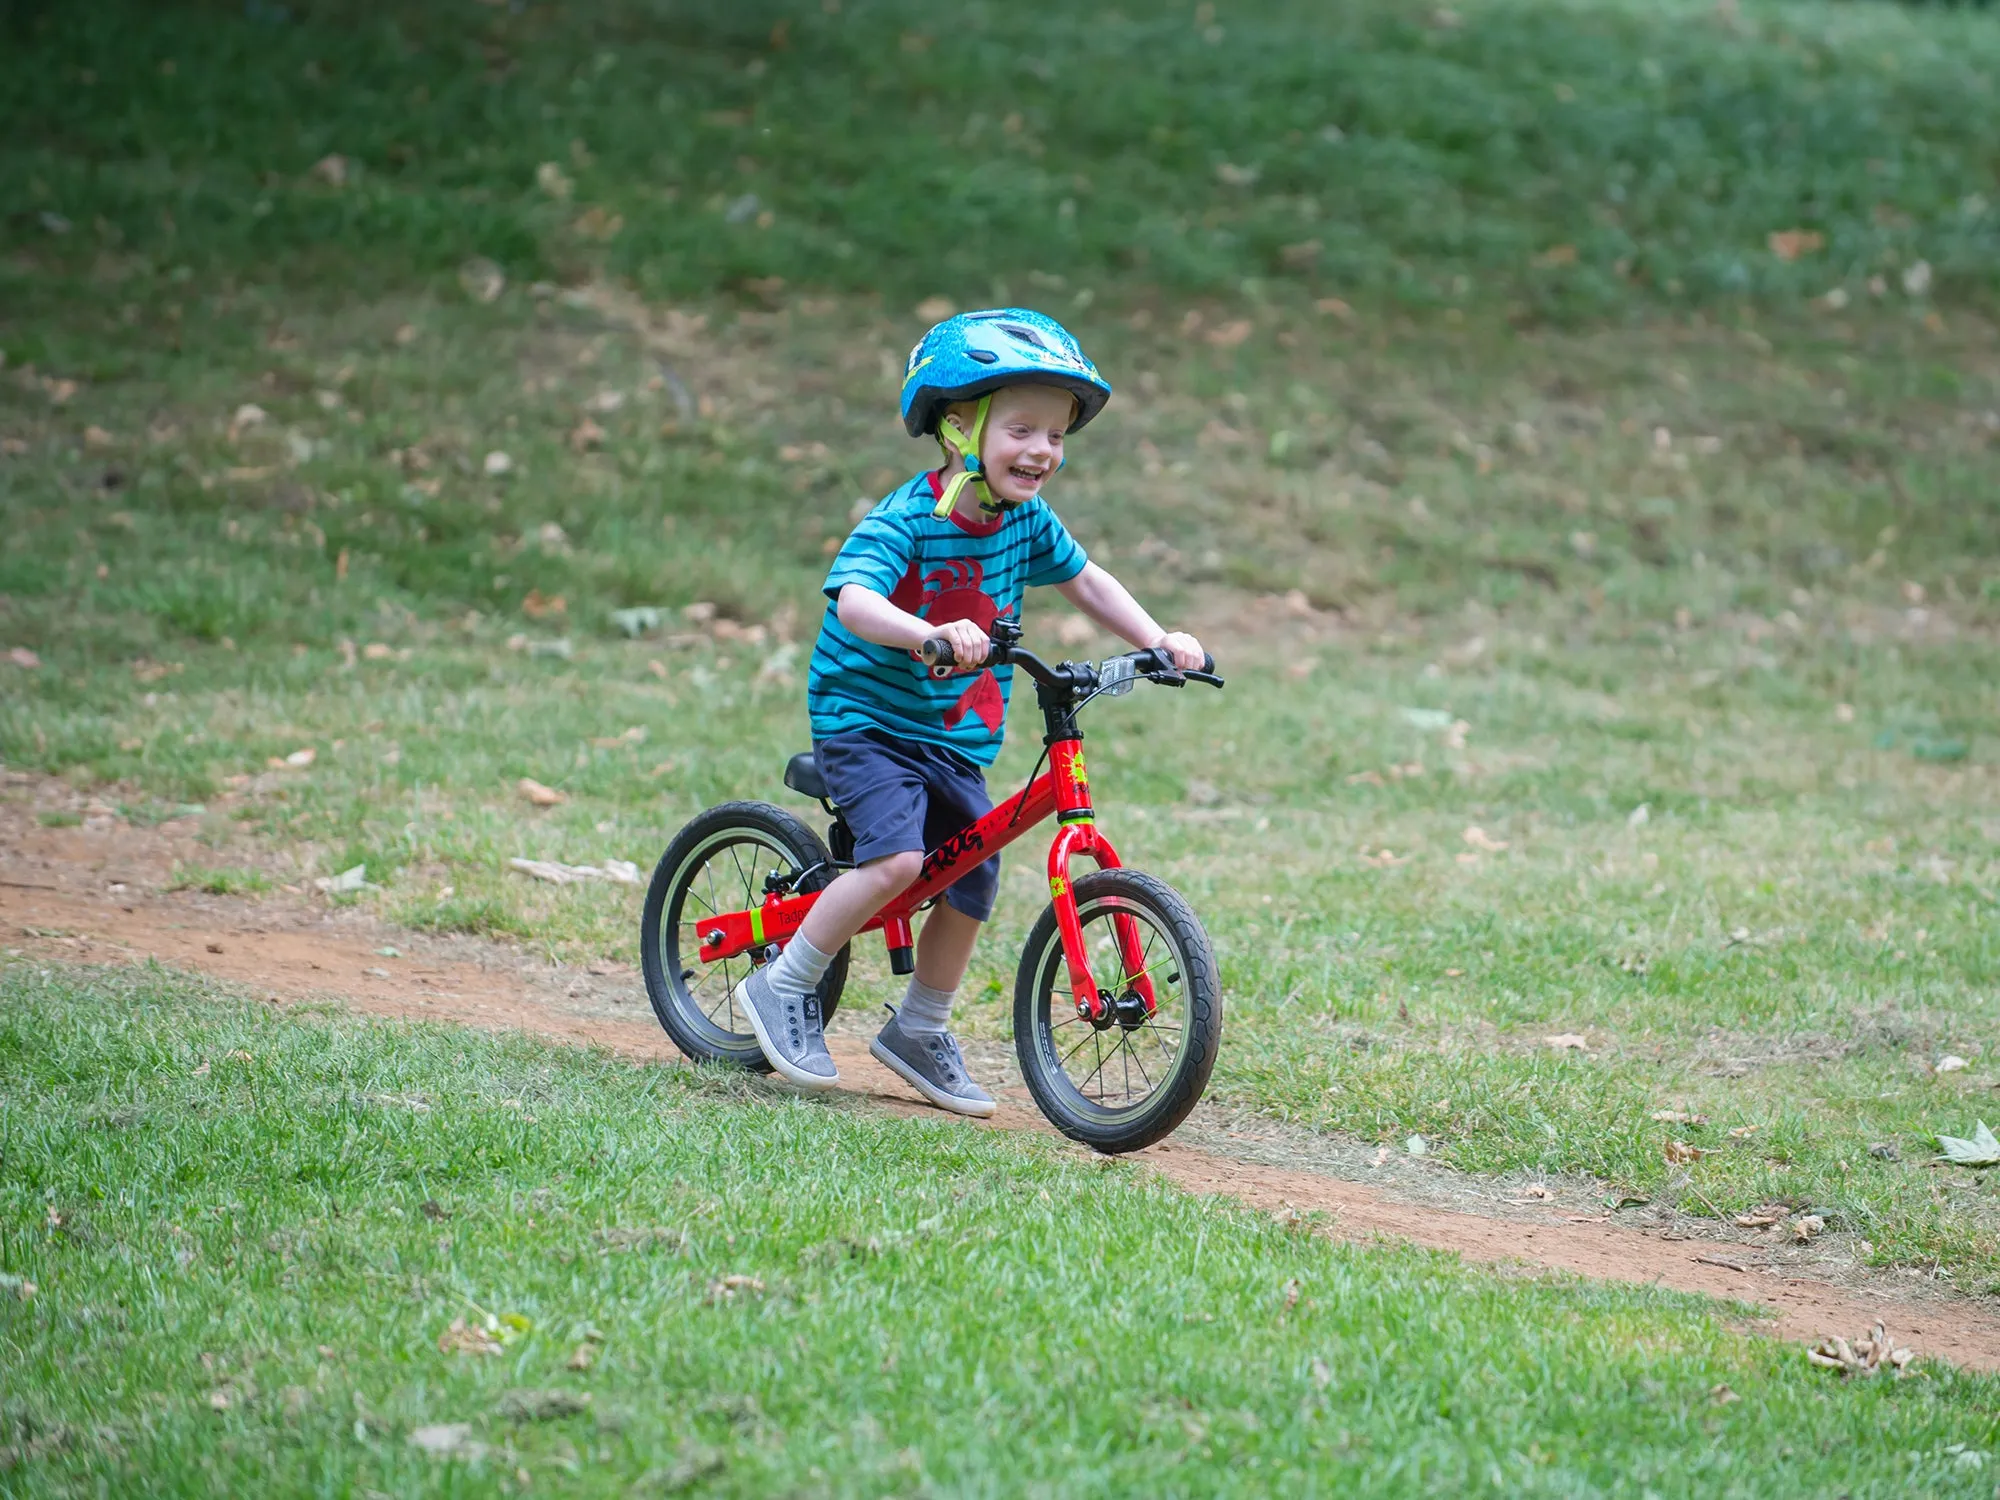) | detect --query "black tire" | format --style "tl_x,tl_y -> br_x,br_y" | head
640,801 -> 849,1072
1014,869 -> 1221,1154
